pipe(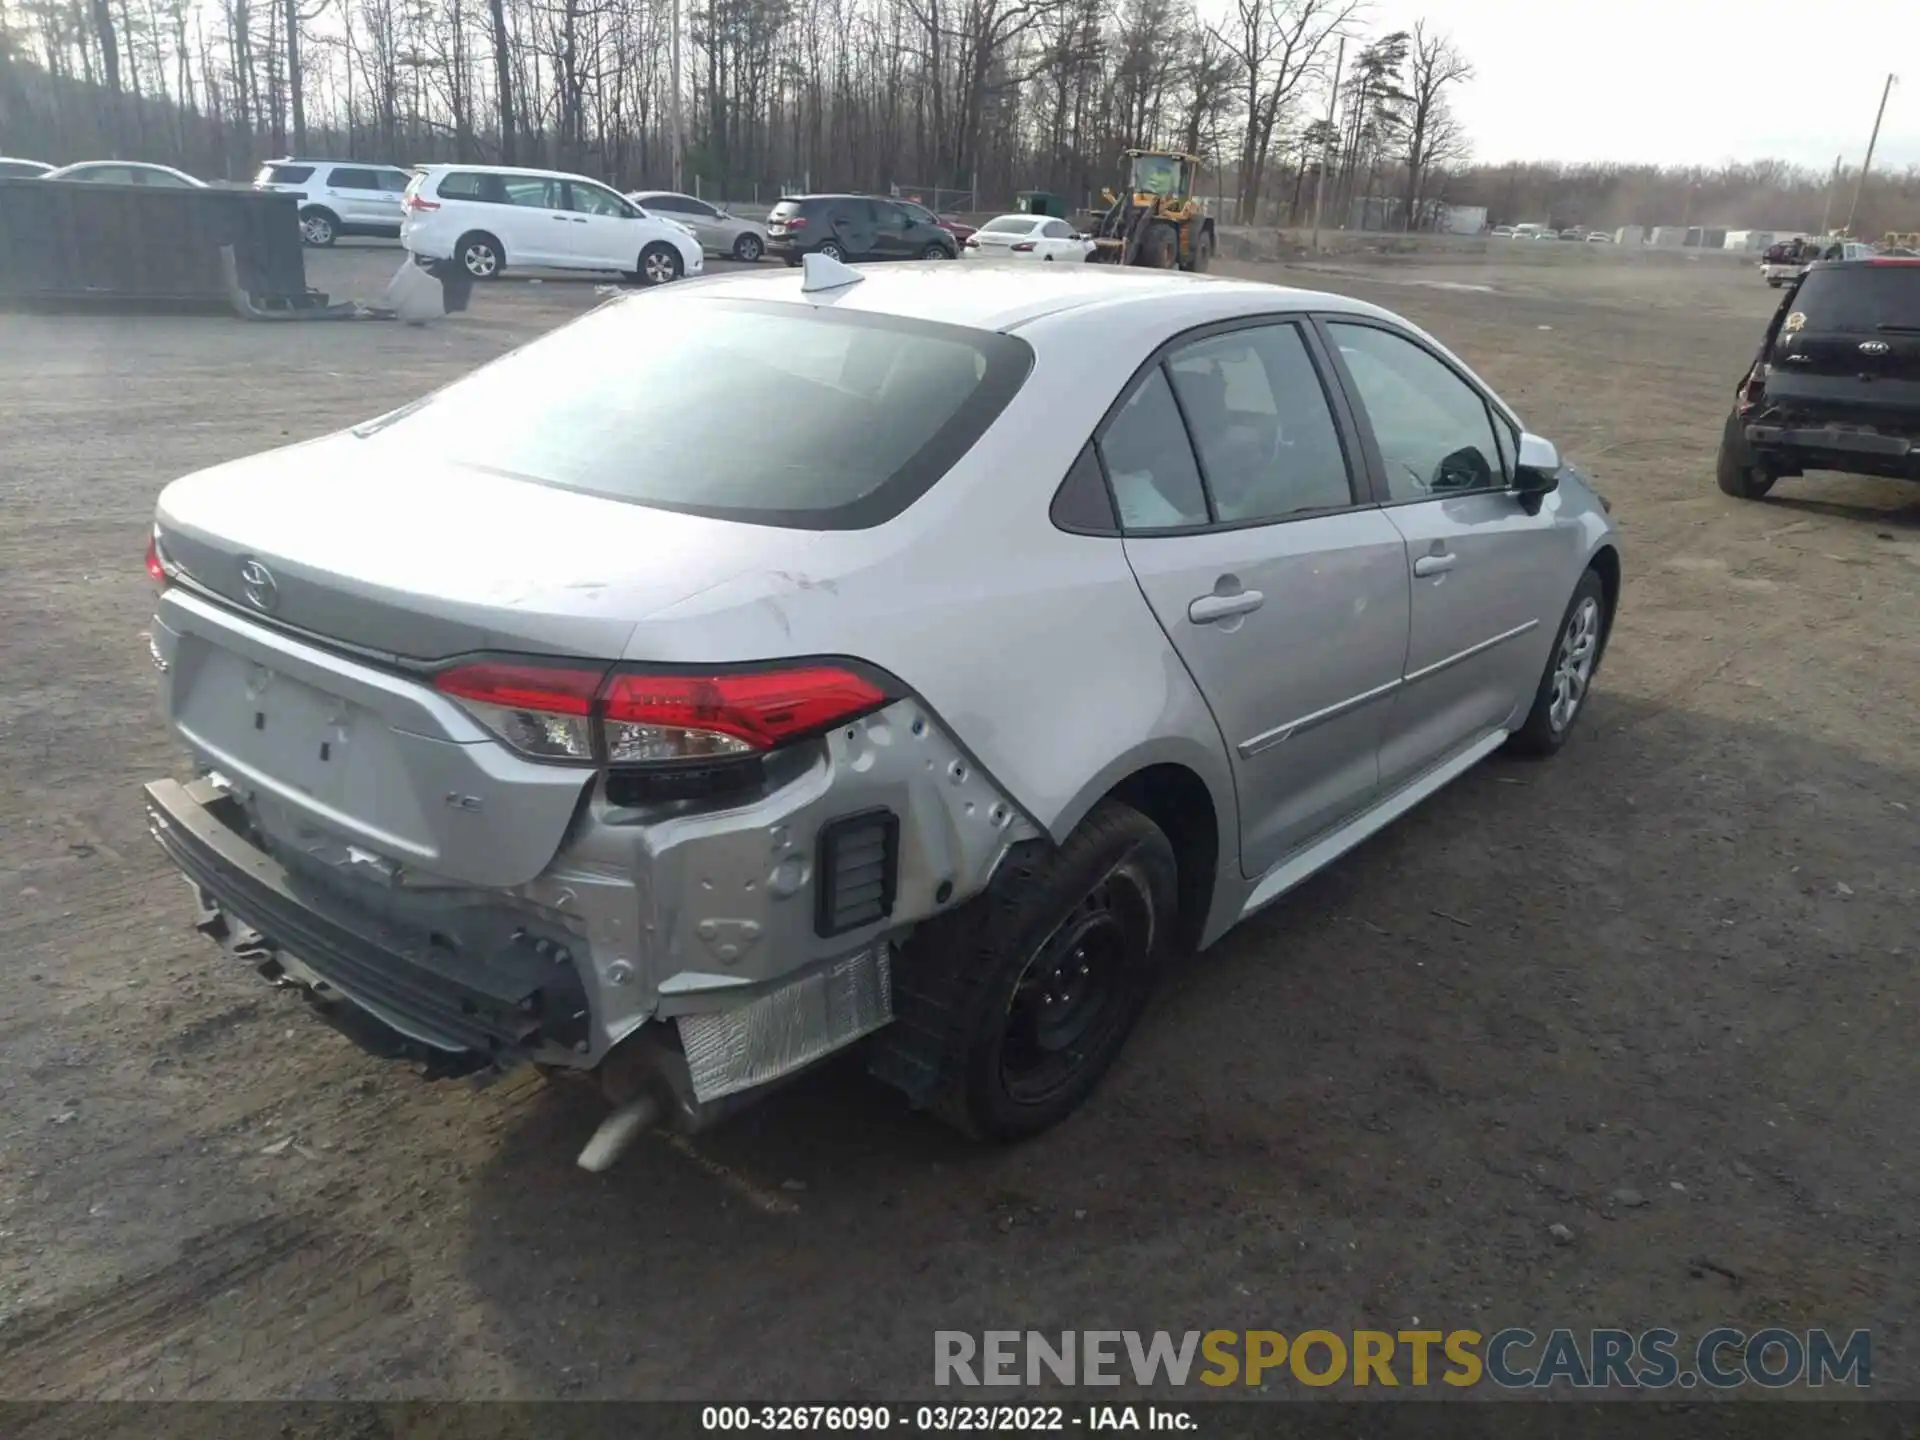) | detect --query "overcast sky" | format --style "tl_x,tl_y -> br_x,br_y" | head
1344,0 -> 1915,171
